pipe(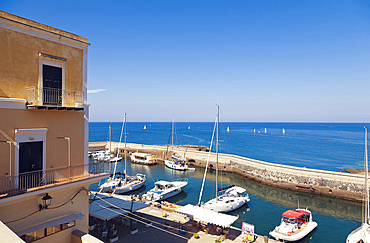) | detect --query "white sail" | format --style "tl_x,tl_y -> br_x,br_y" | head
143,125 -> 146,130
283,128 -> 286,134
265,128 -> 267,133
227,126 -> 230,132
